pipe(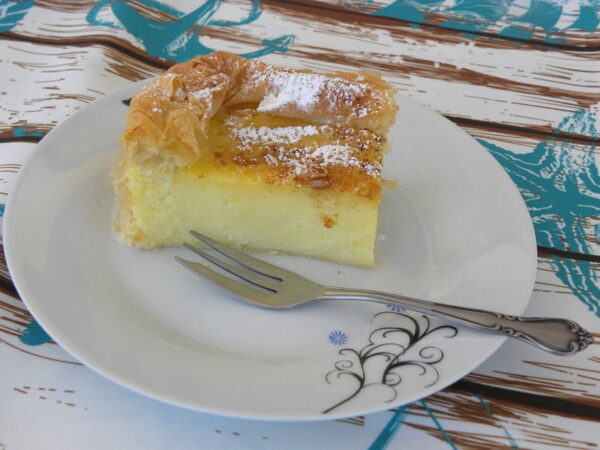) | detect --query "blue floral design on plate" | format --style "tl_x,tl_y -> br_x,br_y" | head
324,313 -> 458,414
386,303 -> 405,312
328,330 -> 348,346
